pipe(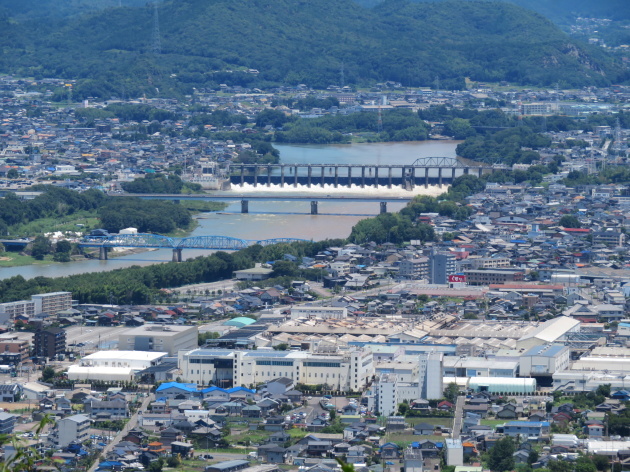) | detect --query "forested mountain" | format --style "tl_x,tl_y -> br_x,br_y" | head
0,0 -> 626,99
354,0 -> 630,23
0,0 -> 149,20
